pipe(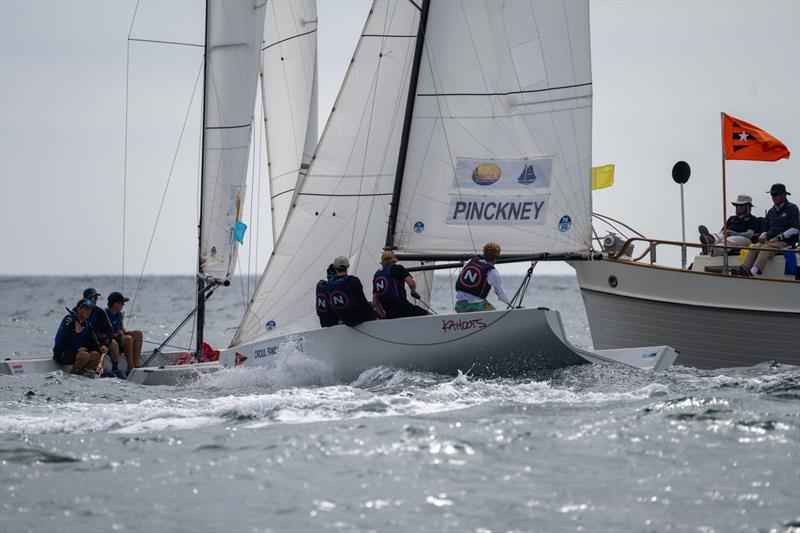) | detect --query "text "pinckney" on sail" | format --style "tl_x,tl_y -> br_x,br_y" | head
447,196 -> 548,225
